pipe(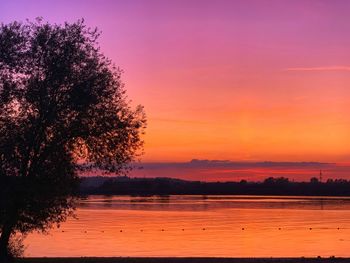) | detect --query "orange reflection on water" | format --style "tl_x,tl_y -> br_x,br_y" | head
25,195 -> 350,257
